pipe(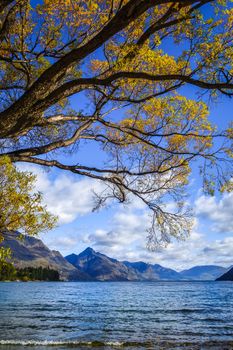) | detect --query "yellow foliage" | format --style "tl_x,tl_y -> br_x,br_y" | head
0,156 -> 57,238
